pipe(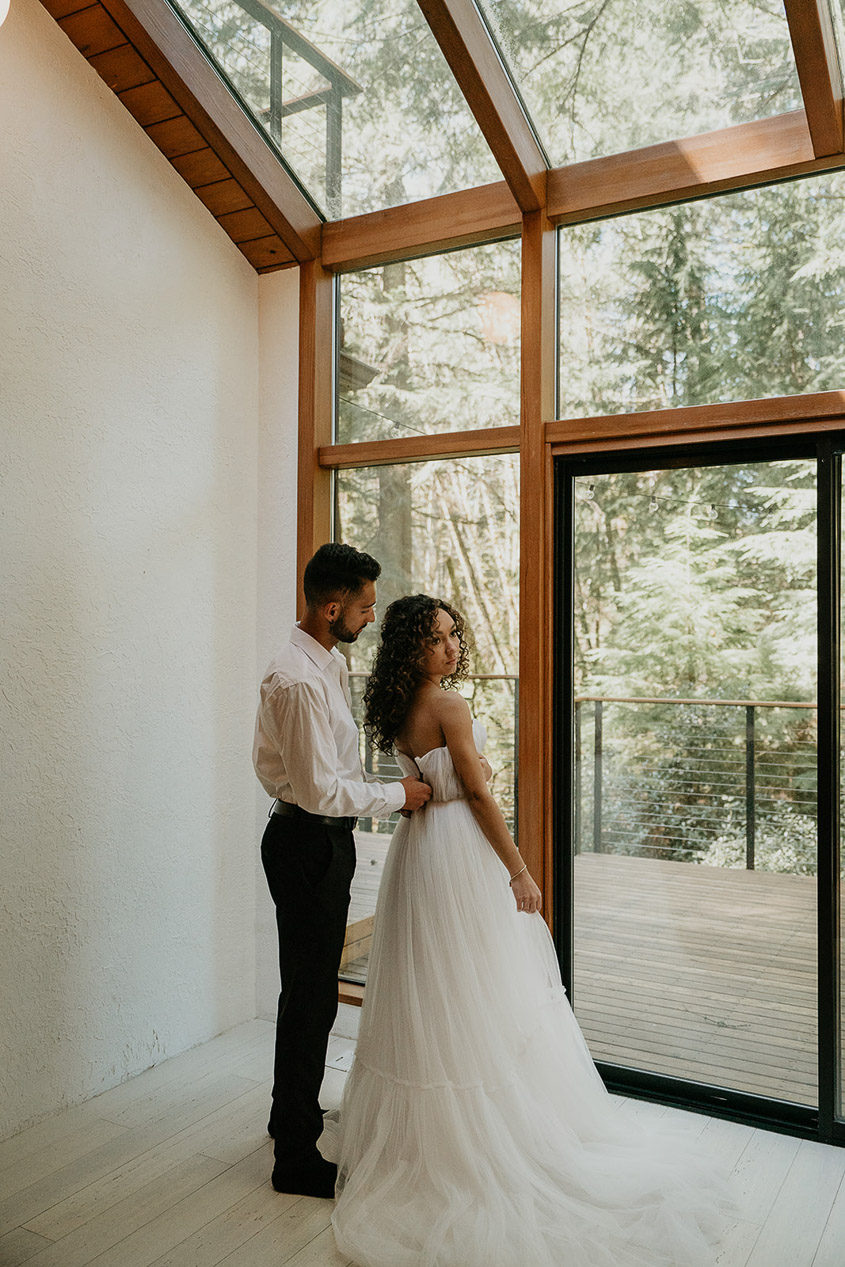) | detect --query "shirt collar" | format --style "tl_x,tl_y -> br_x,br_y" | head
290,623 -> 346,675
